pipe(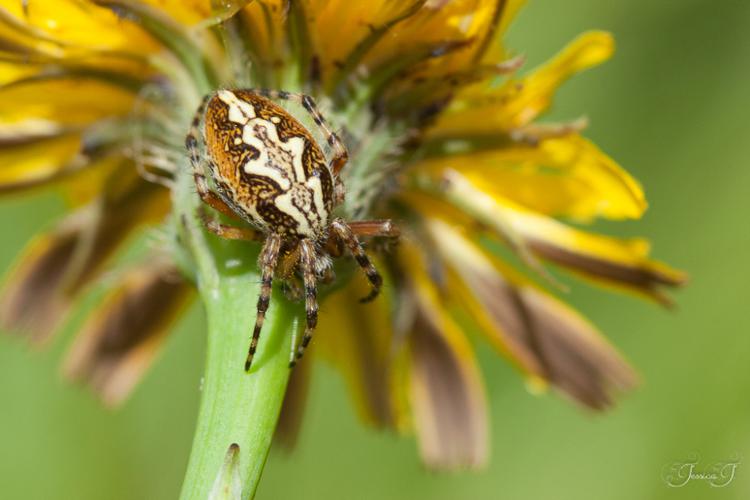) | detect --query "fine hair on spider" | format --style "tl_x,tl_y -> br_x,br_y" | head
185,88 -> 399,371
